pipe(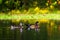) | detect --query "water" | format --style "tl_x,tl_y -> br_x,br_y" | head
0,20 -> 60,40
